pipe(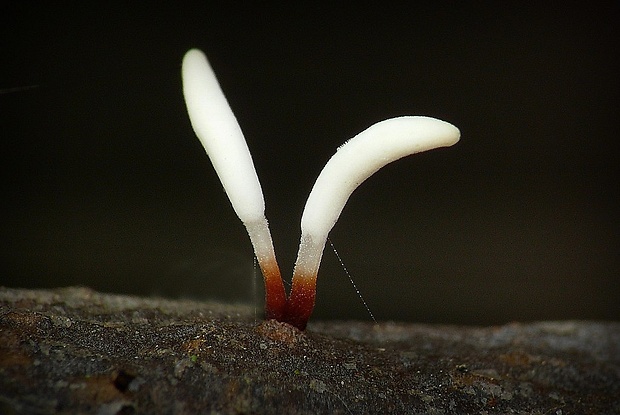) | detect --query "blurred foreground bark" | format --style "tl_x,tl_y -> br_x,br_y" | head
1,287 -> 618,414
